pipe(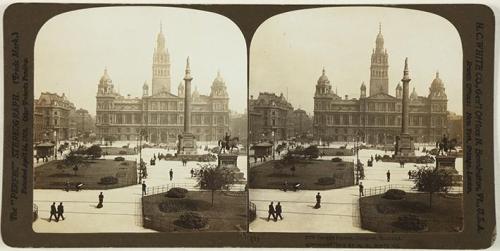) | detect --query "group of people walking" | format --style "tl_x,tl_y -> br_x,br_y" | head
267,201 -> 283,221
48,202 -> 65,222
